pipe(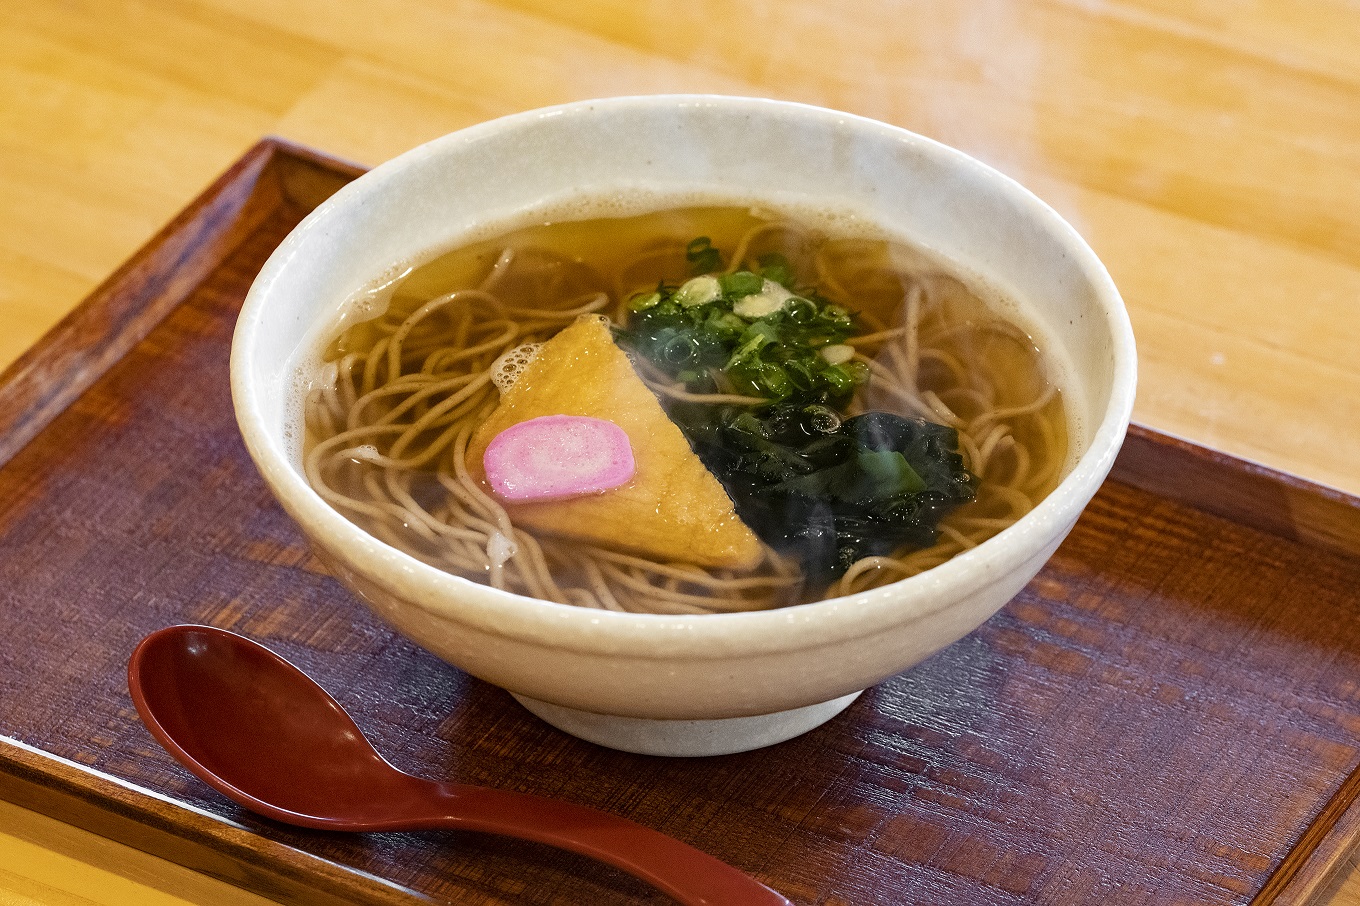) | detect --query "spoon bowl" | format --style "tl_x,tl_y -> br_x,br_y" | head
129,624 -> 791,905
